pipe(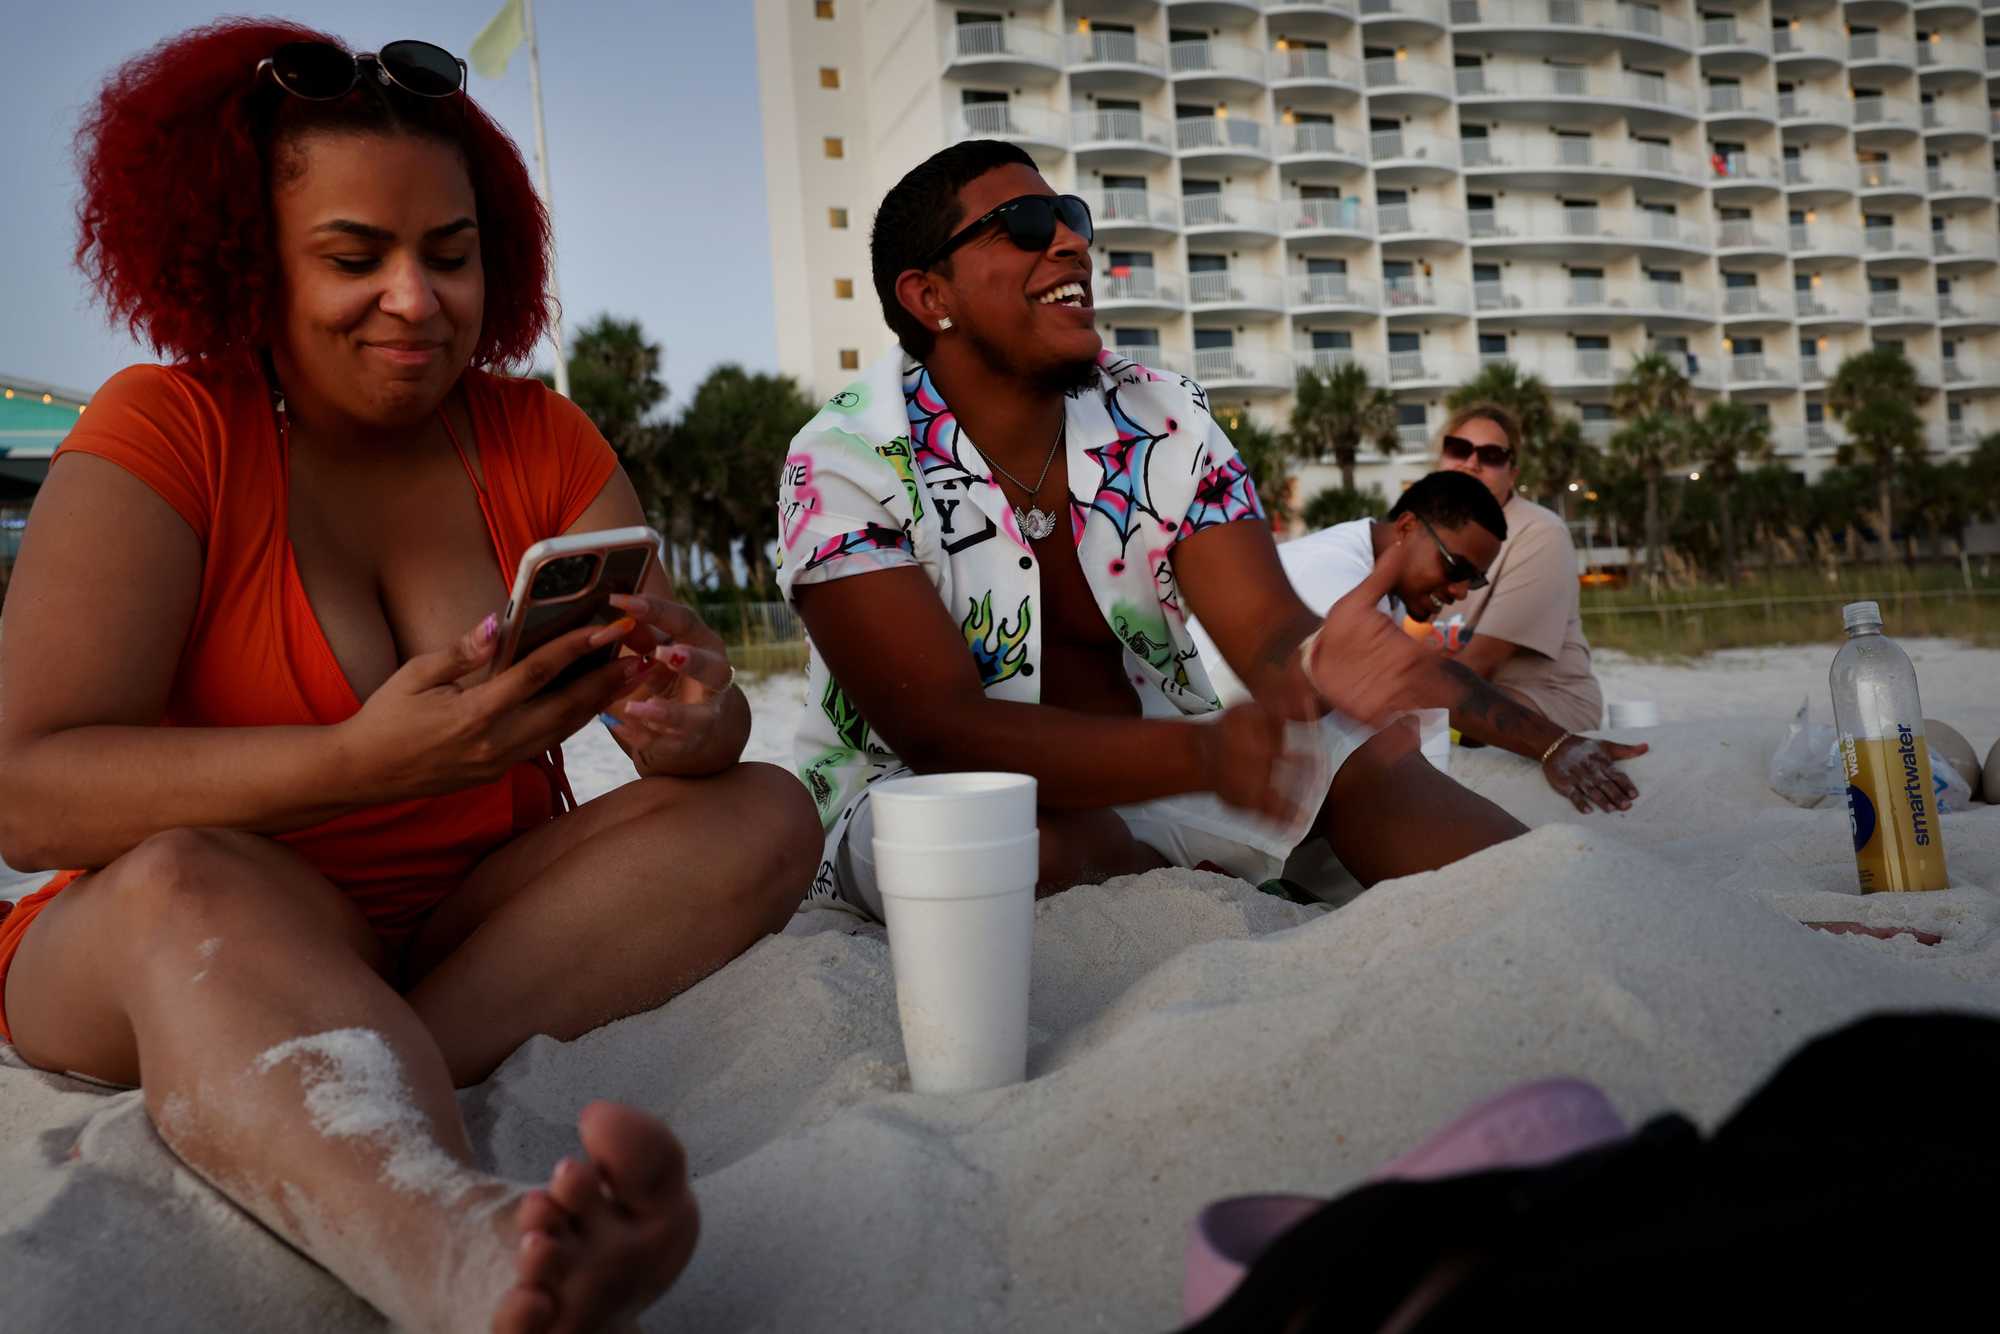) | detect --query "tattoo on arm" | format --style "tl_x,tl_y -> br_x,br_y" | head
1443,660 -> 1557,757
